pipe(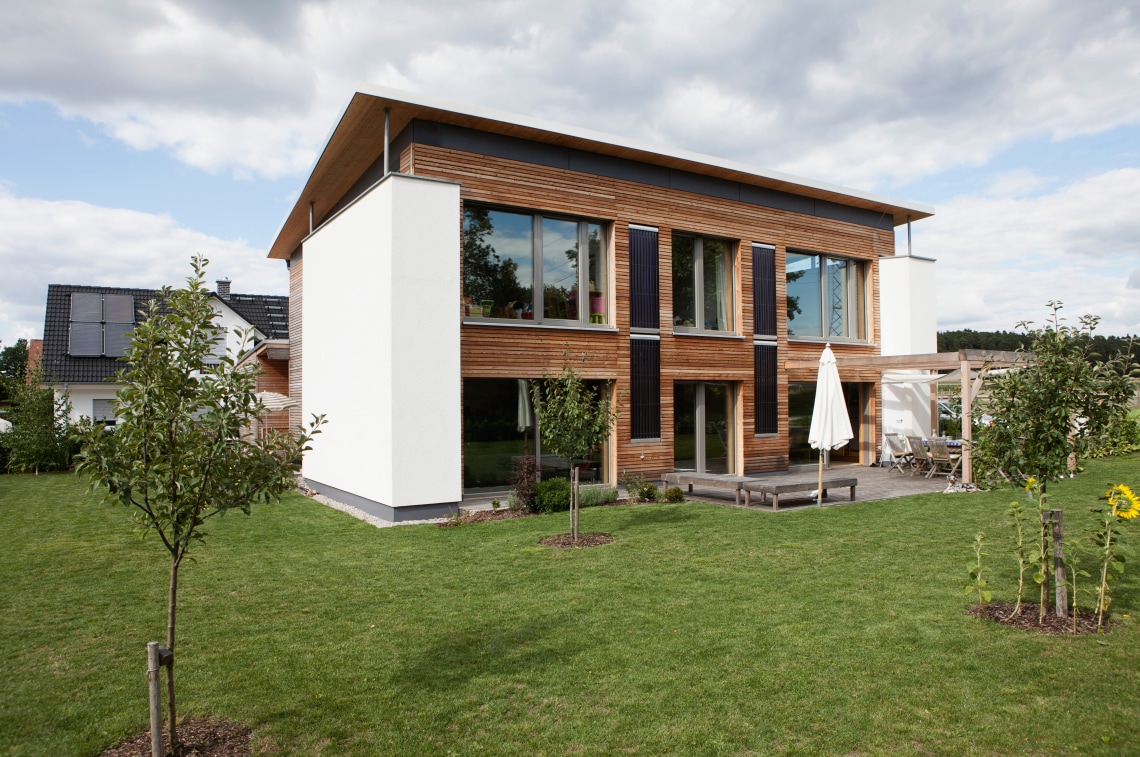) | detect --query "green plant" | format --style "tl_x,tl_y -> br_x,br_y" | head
619,471 -> 660,503
509,456 -> 540,512
972,302 -> 1135,486
533,476 -> 572,514
966,532 -> 991,606
665,486 -> 685,503
491,499 -> 501,510
0,338 -> 29,405
1022,479 -> 1055,623
530,352 -> 620,539
1,367 -> 73,474
72,256 -> 324,753
1006,499 -> 1032,617
577,486 -> 618,508
1091,483 -> 1138,631
1064,541 -> 1092,635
